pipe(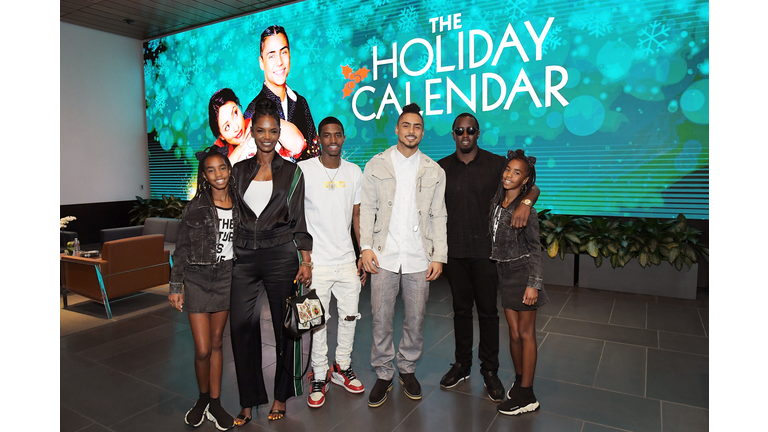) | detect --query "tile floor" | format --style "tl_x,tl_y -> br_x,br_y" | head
60,278 -> 709,432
